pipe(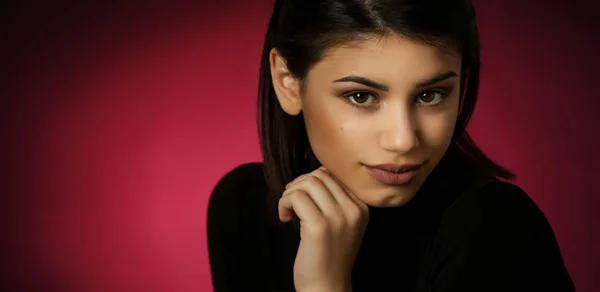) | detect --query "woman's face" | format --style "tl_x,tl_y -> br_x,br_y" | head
273,34 -> 462,207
